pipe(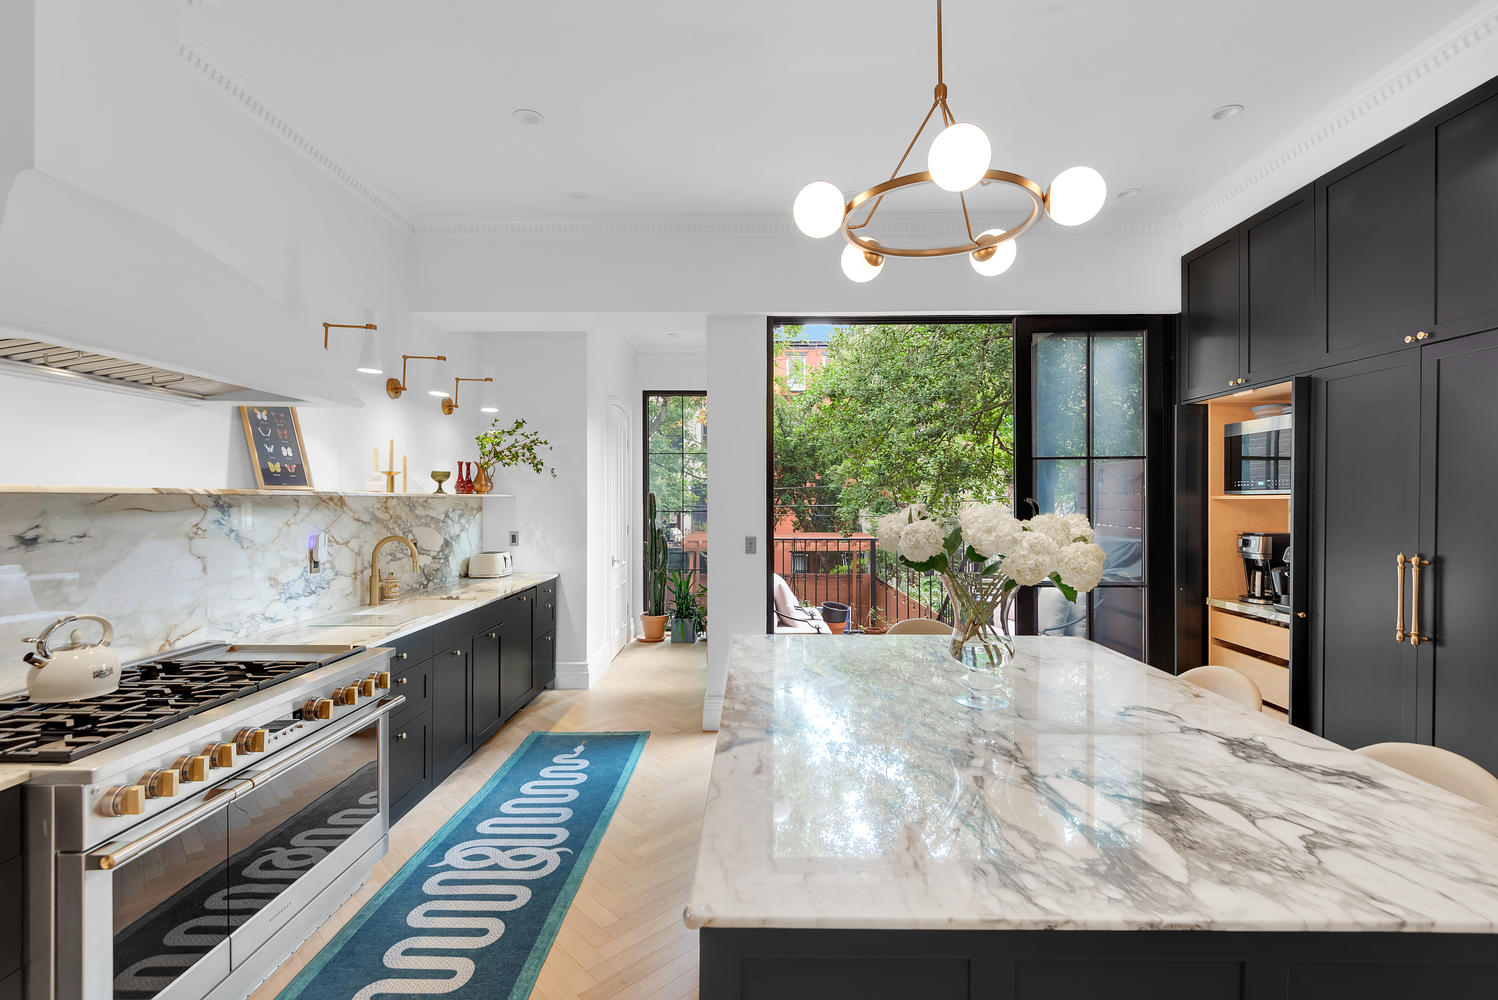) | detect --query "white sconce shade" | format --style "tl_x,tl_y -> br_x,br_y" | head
1045,166 -> 1107,226
927,123 -> 991,192
840,240 -> 884,282
969,229 -> 1017,276
793,181 -> 845,238
480,366 -> 499,412
355,326 -> 384,374
426,357 -> 450,397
